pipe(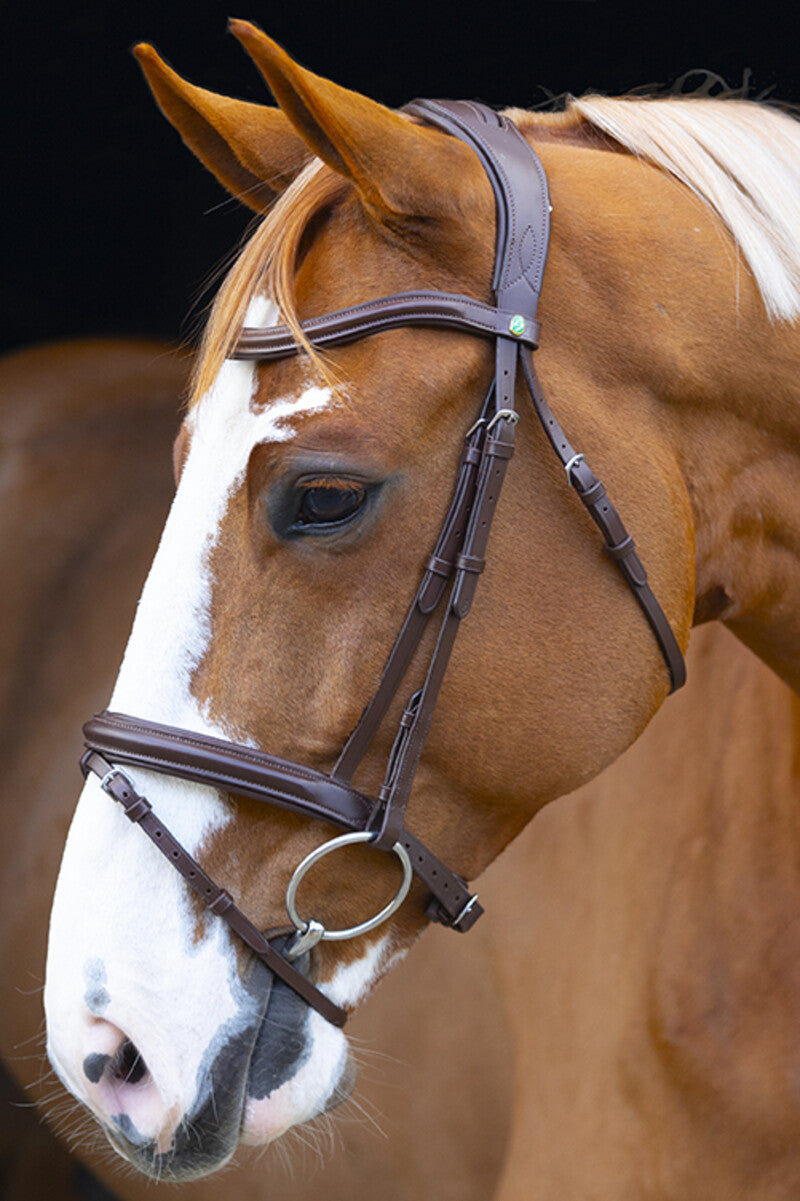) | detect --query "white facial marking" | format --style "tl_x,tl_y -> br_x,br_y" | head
46,296 -> 338,1148
242,938 -> 393,1145
321,936 -> 393,1008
